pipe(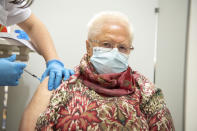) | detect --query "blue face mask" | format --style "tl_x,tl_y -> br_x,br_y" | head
90,47 -> 129,74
